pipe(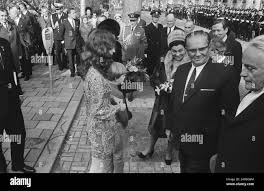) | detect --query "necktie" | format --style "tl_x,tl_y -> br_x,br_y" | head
183,68 -> 196,102
168,27 -> 172,34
